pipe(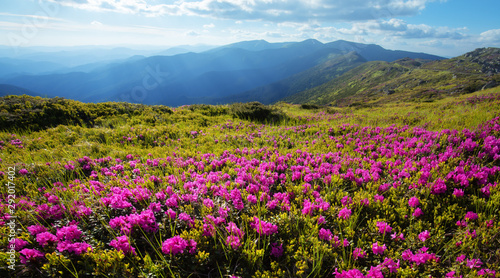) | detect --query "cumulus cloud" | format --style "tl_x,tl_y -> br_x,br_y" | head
480,29 -> 500,43
47,0 -> 435,22
185,30 -> 201,36
344,19 -> 467,40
